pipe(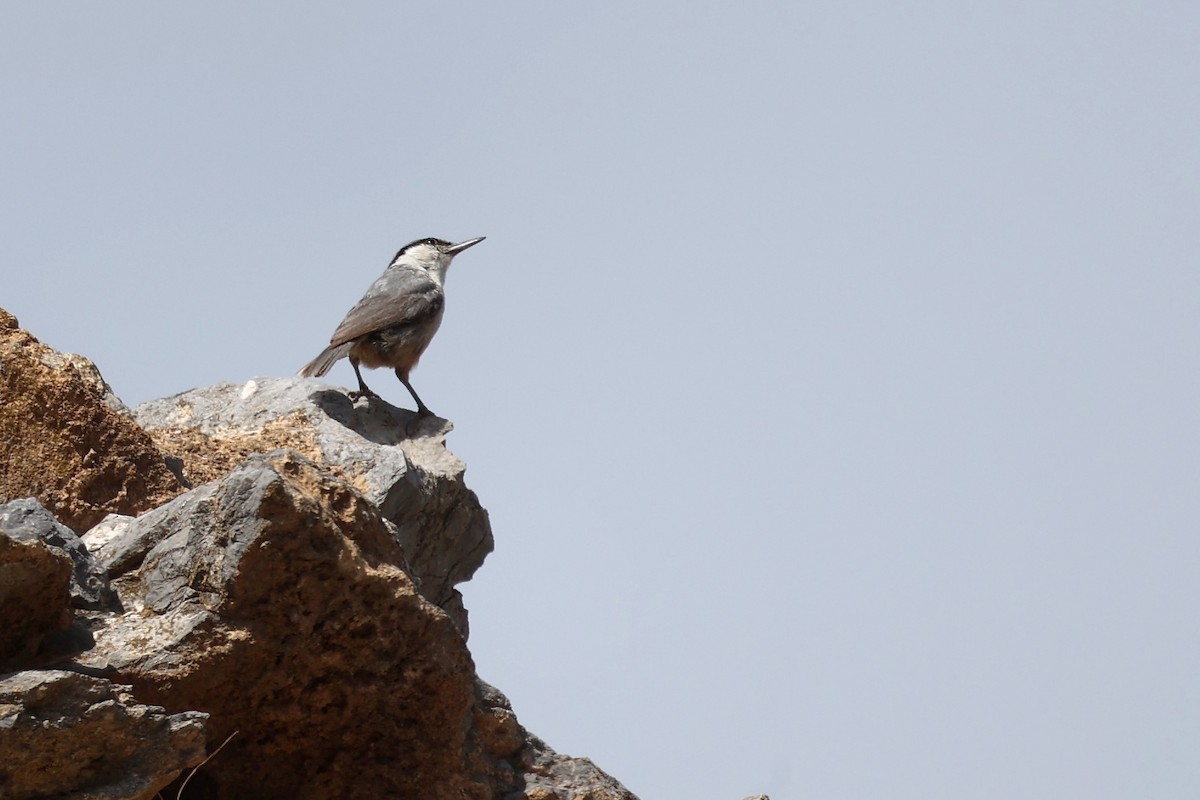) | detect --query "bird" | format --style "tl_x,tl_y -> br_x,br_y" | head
299,235 -> 485,414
